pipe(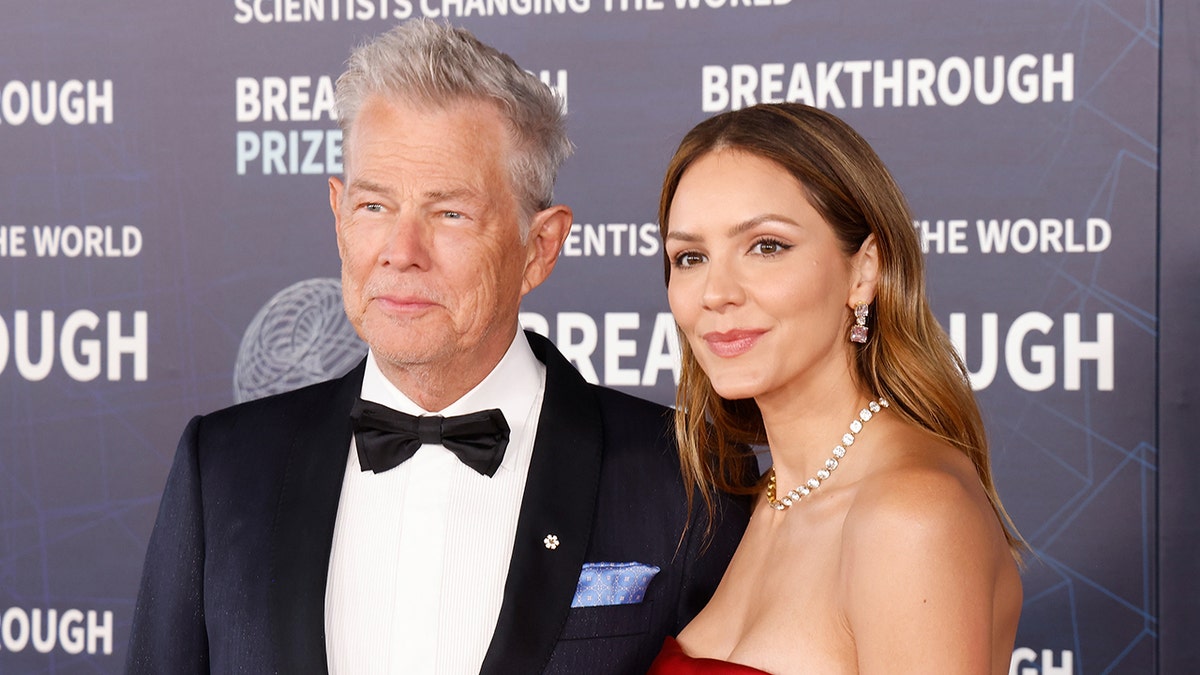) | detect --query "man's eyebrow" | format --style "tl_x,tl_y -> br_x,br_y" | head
346,179 -> 392,196
423,188 -> 475,202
